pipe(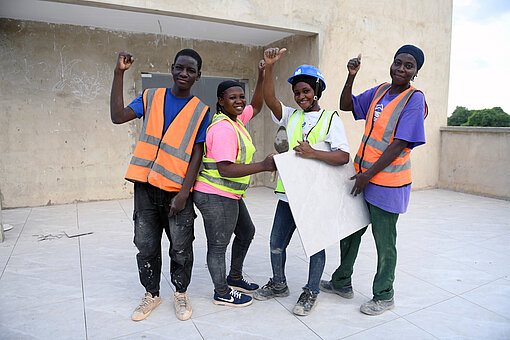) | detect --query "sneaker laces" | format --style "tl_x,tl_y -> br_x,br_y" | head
262,279 -> 276,289
298,290 -> 312,303
230,289 -> 242,299
136,295 -> 153,312
175,294 -> 188,308
239,278 -> 251,285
